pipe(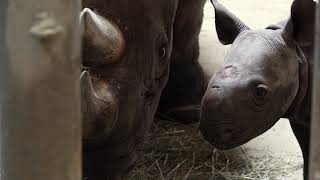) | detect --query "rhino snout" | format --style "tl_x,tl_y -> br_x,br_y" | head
200,85 -> 243,150
200,86 -> 227,145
